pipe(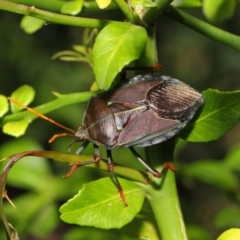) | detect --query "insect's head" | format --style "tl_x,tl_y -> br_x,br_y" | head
75,126 -> 88,141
